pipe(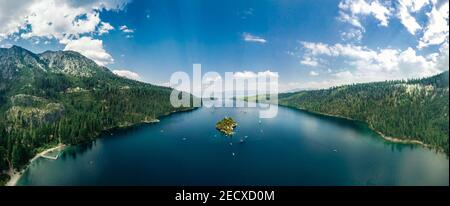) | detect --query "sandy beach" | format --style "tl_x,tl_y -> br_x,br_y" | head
5,144 -> 65,186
